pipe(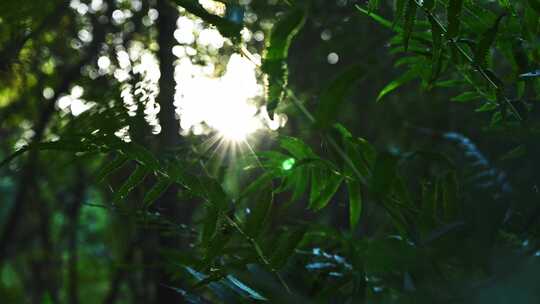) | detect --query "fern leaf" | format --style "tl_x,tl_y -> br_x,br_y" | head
428,15 -> 443,82
263,6 -> 306,119
451,91 -> 482,102
474,14 -> 505,68
112,165 -> 149,203
143,177 -> 172,208
403,0 -> 418,52
357,5 -> 398,32
377,67 -> 419,102
315,65 -> 364,129
96,154 -> 129,182
394,0 -> 407,26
